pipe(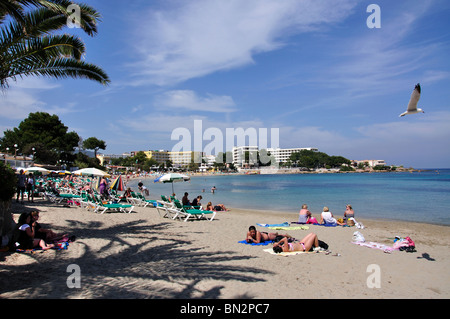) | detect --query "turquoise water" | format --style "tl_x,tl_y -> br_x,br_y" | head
129,169 -> 450,226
